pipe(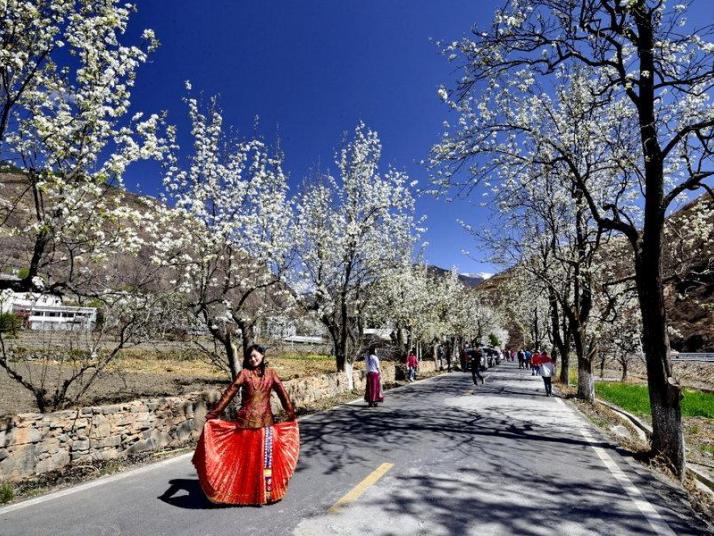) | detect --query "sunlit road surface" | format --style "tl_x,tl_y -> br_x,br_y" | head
1,363 -> 710,535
